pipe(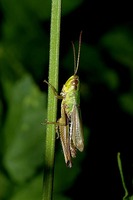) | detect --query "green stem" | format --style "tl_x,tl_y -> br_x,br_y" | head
117,152 -> 128,200
42,0 -> 61,200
